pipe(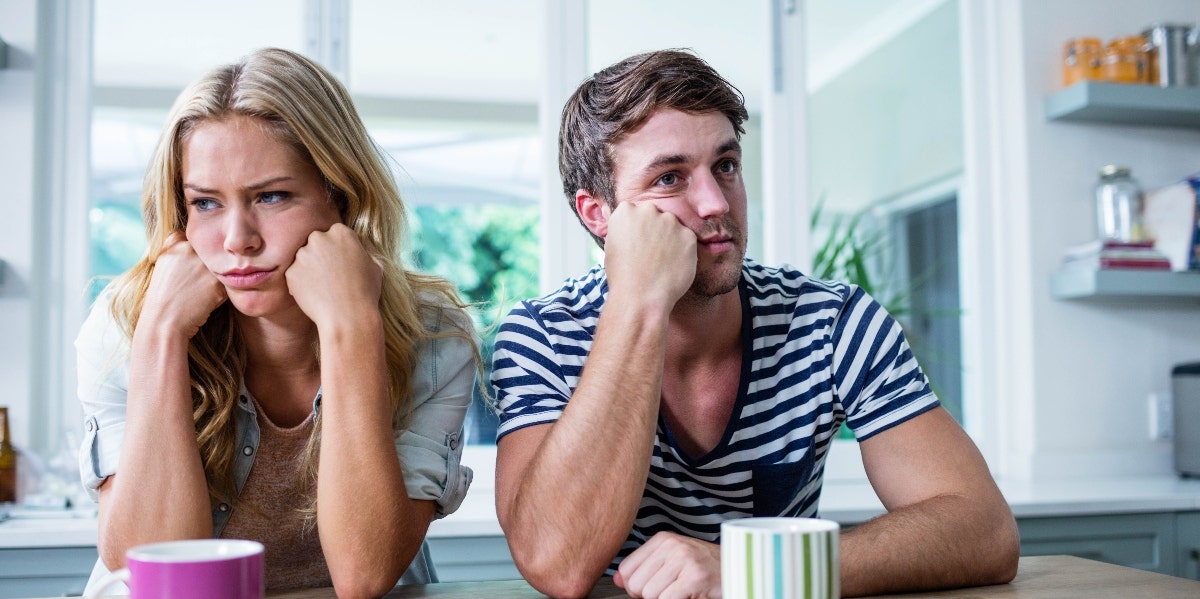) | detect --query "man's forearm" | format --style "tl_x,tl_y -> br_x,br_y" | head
498,297 -> 671,597
839,492 -> 1019,596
